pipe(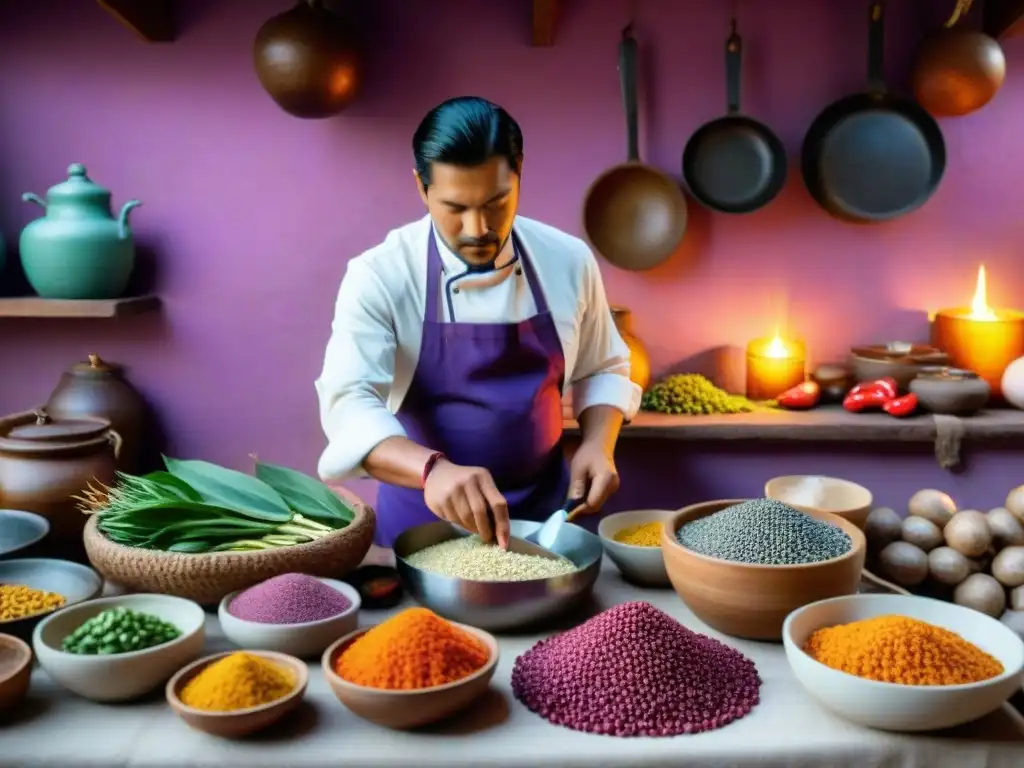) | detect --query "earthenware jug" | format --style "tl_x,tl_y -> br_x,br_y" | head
45,354 -> 147,473
909,368 -> 991,415
19,164 -> 141,300
611,306 -> 651,391
0,409 -> 121,562
253,0 -> 362,119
